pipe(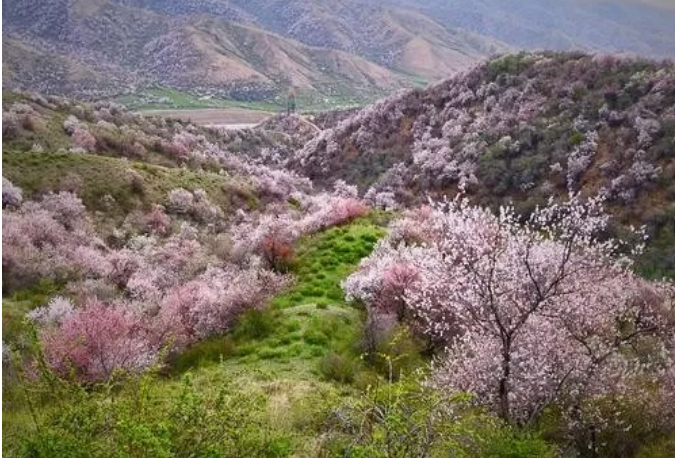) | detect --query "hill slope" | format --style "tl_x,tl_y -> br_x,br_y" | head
292,52 -> 675,276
